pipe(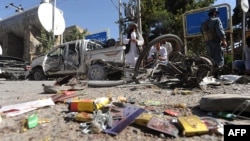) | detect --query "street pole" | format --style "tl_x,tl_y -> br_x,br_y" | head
119,0 -> 123,45
137,0 -> 142,34
241,0 -> 249,59
243,12 -> 246,60
52,0 -> 56,39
